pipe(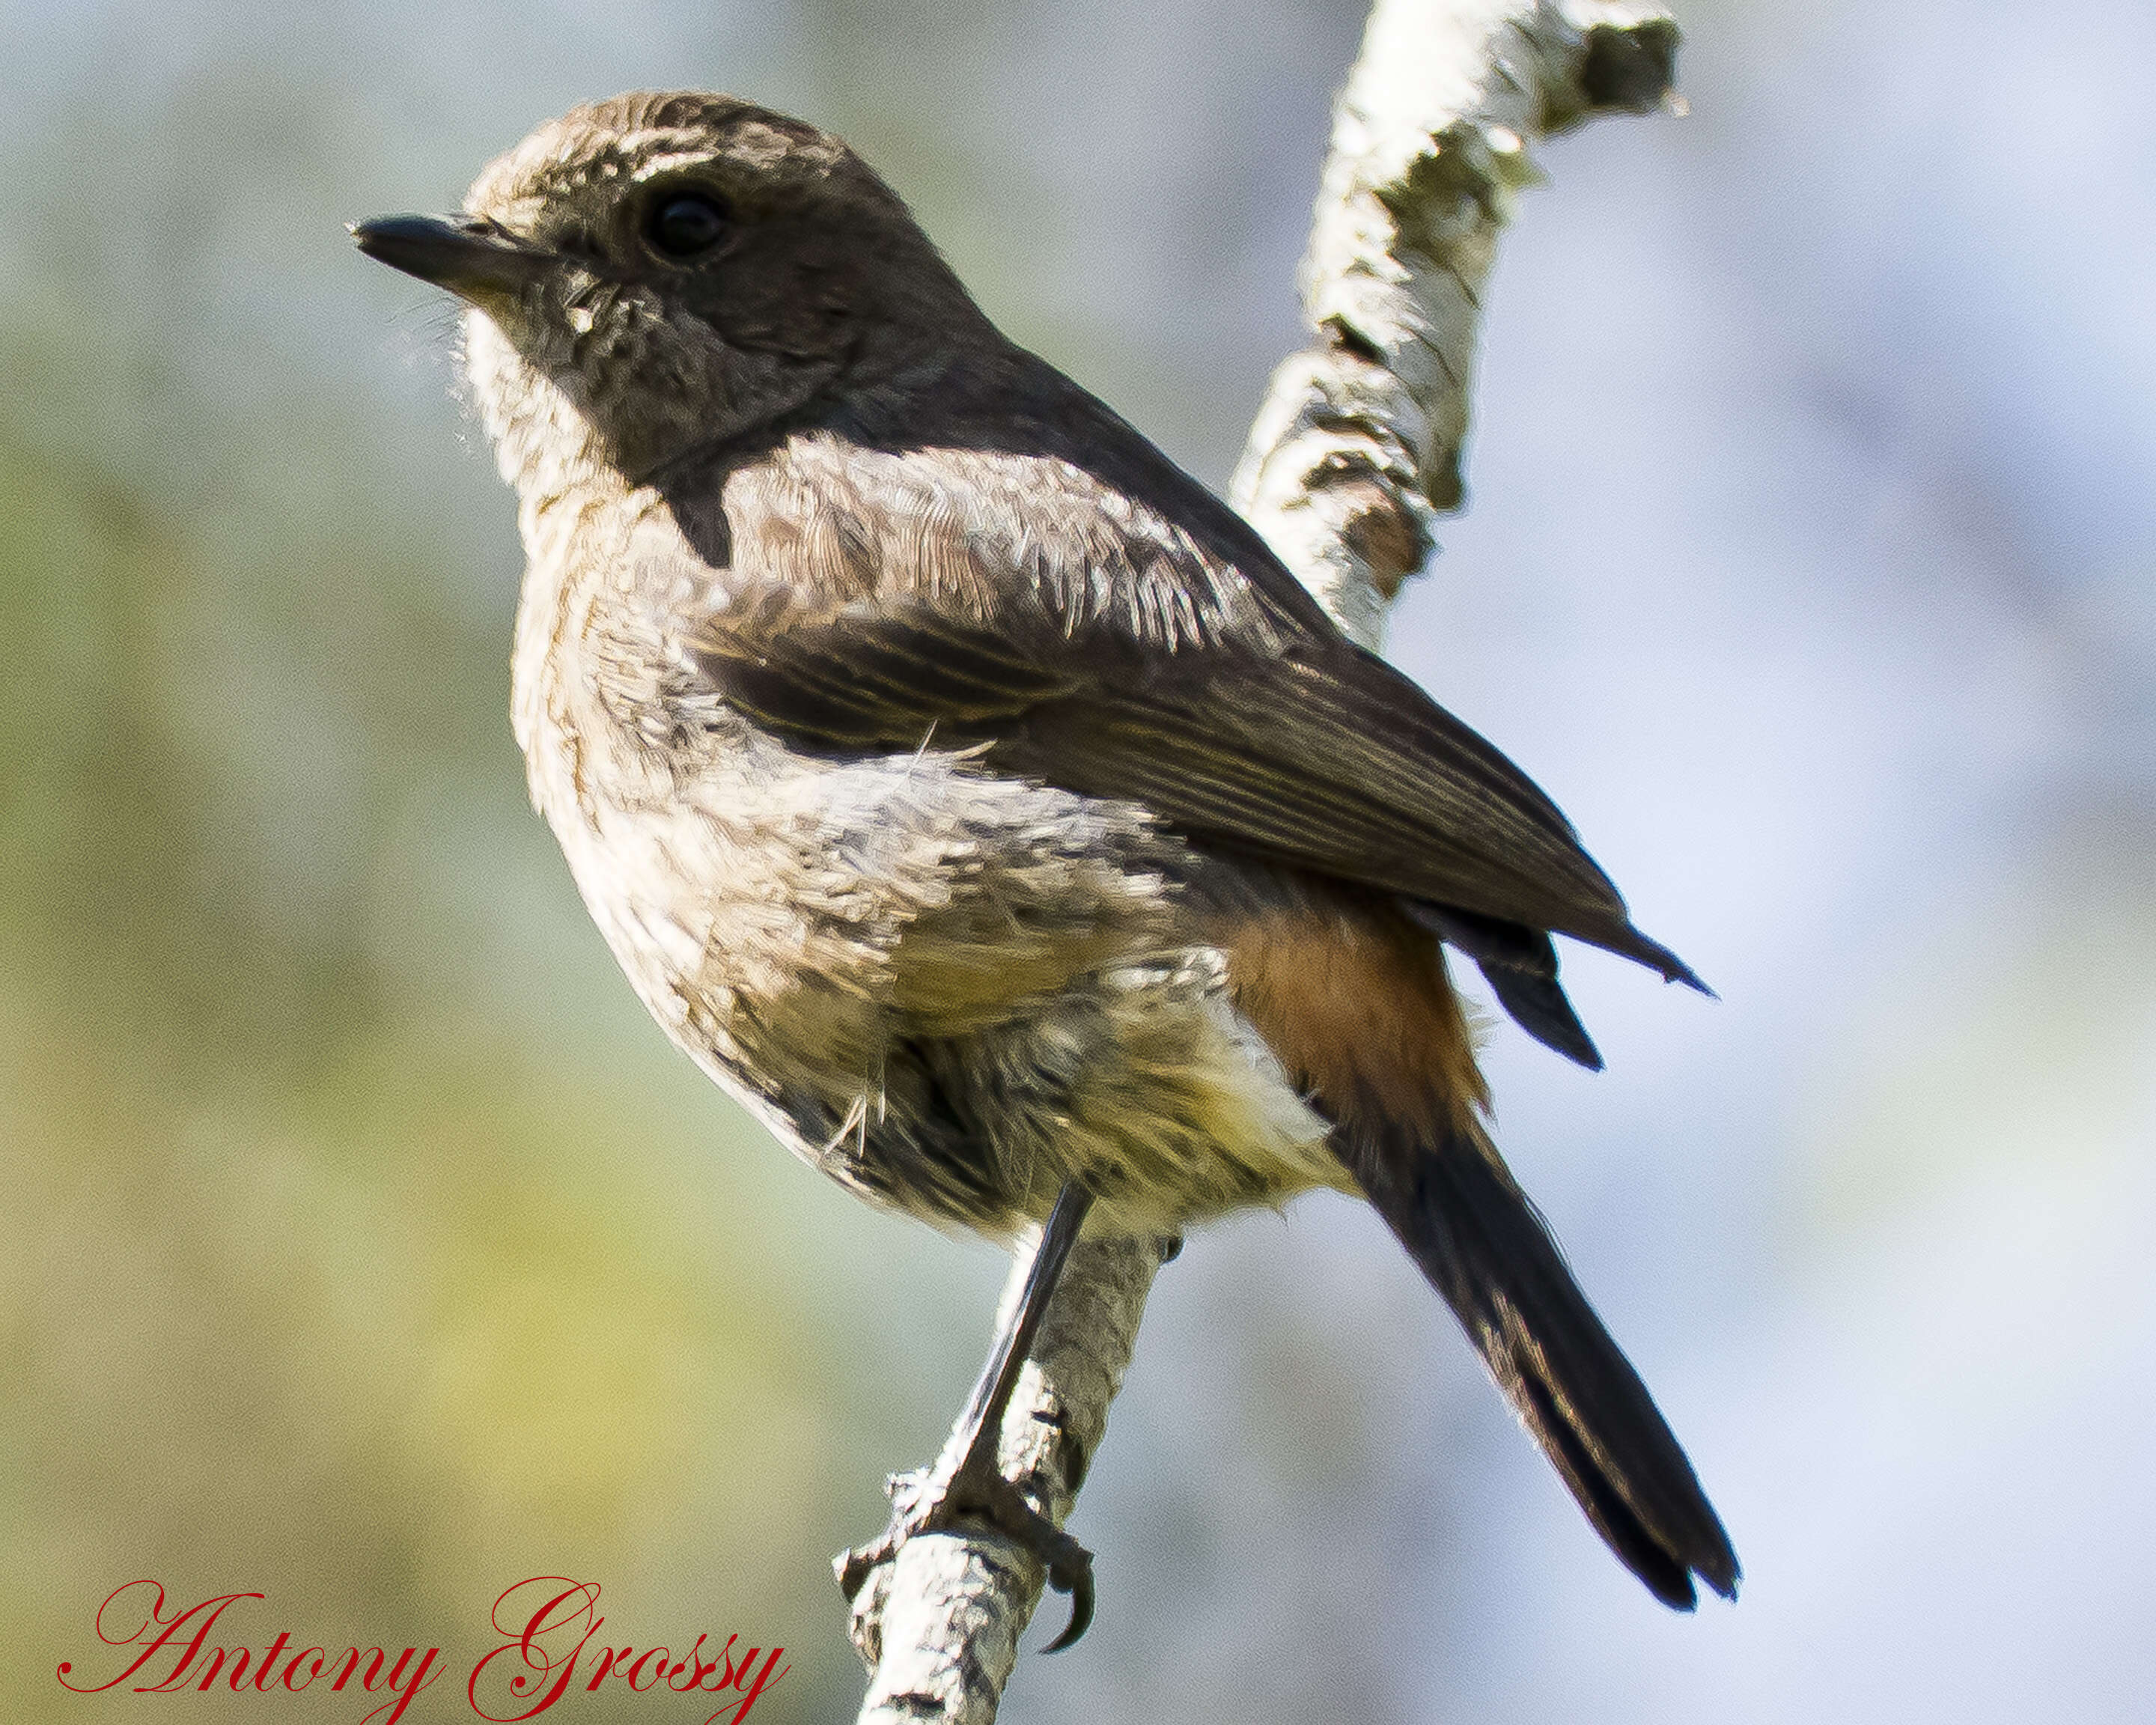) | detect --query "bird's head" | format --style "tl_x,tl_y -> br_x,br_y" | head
354,91 -> 985,496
